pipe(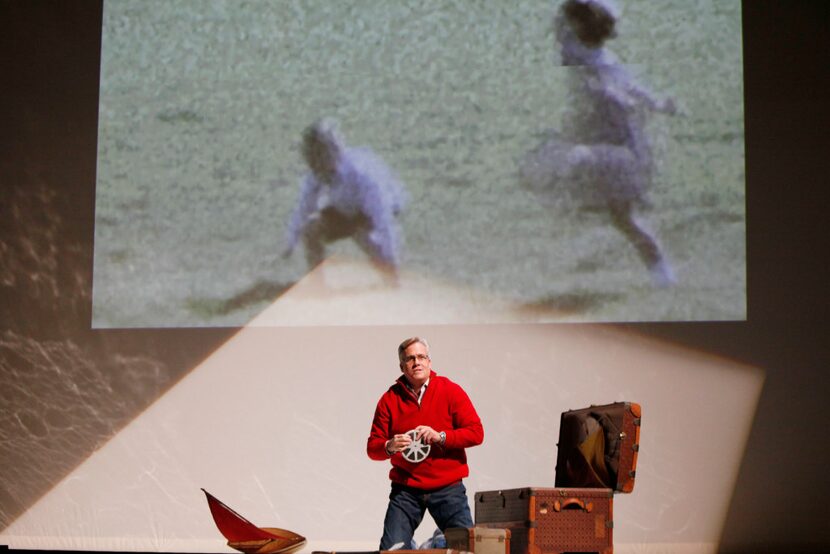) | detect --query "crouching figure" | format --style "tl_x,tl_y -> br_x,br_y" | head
284,119 -> 407,284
